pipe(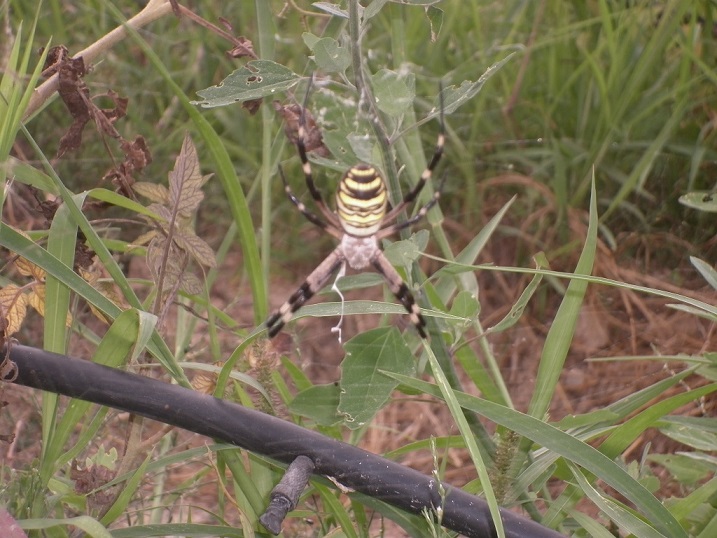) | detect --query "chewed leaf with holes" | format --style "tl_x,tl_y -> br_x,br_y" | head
192,60 -> 300,107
